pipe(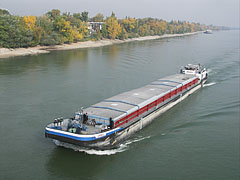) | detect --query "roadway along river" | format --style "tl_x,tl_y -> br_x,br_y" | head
0,30 -> 239,180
